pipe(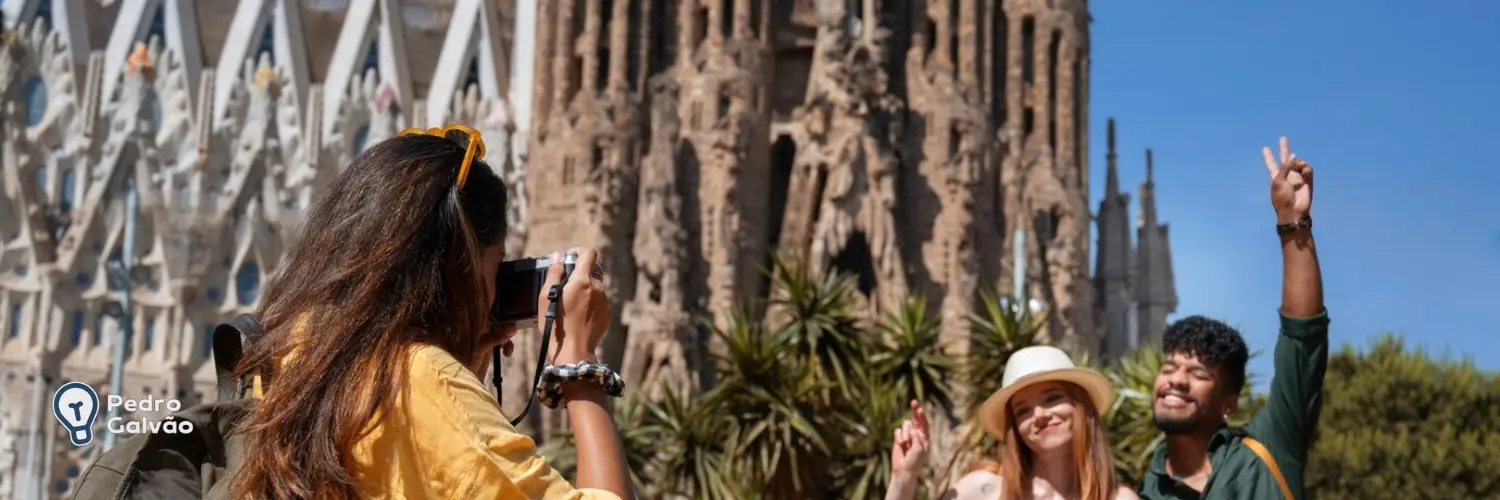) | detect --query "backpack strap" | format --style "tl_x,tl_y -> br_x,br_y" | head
212,314 -> 266,401
1243,436 -> 1294,500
